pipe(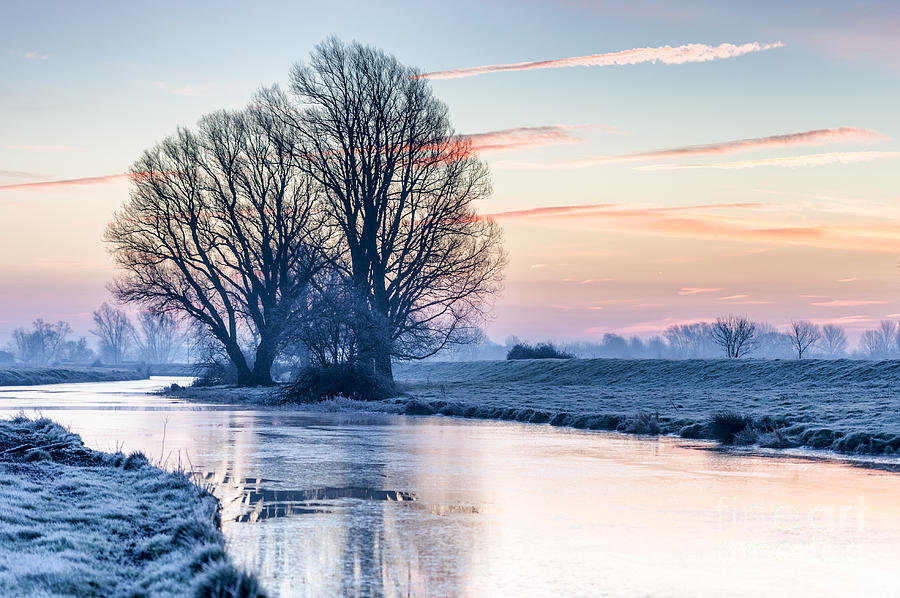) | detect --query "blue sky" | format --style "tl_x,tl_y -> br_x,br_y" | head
2,0 -> 899,343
